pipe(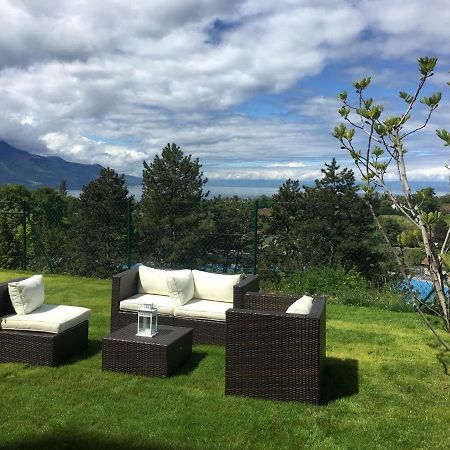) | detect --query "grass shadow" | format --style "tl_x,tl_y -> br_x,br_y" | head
0,429 -> 189,450
172,350 -> 207,376
322,357 -> 359,405
60,339 -> 102,366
